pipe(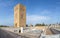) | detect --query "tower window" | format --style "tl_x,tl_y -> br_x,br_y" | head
15,23 -> 17,27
